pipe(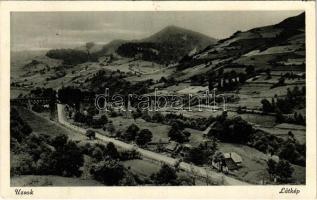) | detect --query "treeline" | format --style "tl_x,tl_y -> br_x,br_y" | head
116,42 -> 184,65
46,49 -> 89,65
261,86 -> 305,125
206,112 -> 305,167
11,108 -> 84,177
138,111 -> 213,132
29,87 -> 56,99
10,108 -> 147,186
187,64 -> 255,92
88,70 -> 154,95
